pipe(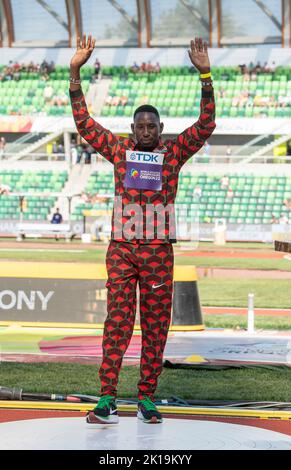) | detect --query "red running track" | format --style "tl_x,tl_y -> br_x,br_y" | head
0,409 -> 290,436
